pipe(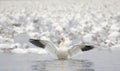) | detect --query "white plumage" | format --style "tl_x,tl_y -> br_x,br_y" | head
36,36 -> 95,60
